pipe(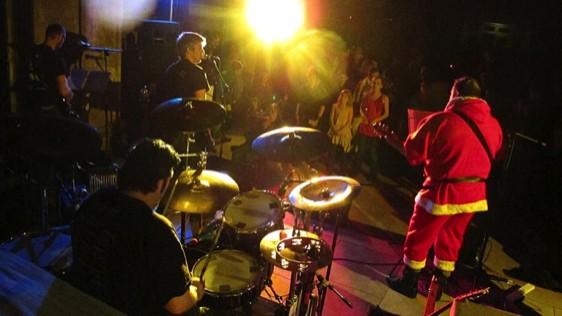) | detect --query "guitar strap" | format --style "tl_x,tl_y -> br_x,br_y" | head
451,110 -> 494,164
